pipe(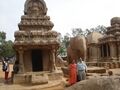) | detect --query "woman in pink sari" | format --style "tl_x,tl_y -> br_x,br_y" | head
68,60 -> 77,85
